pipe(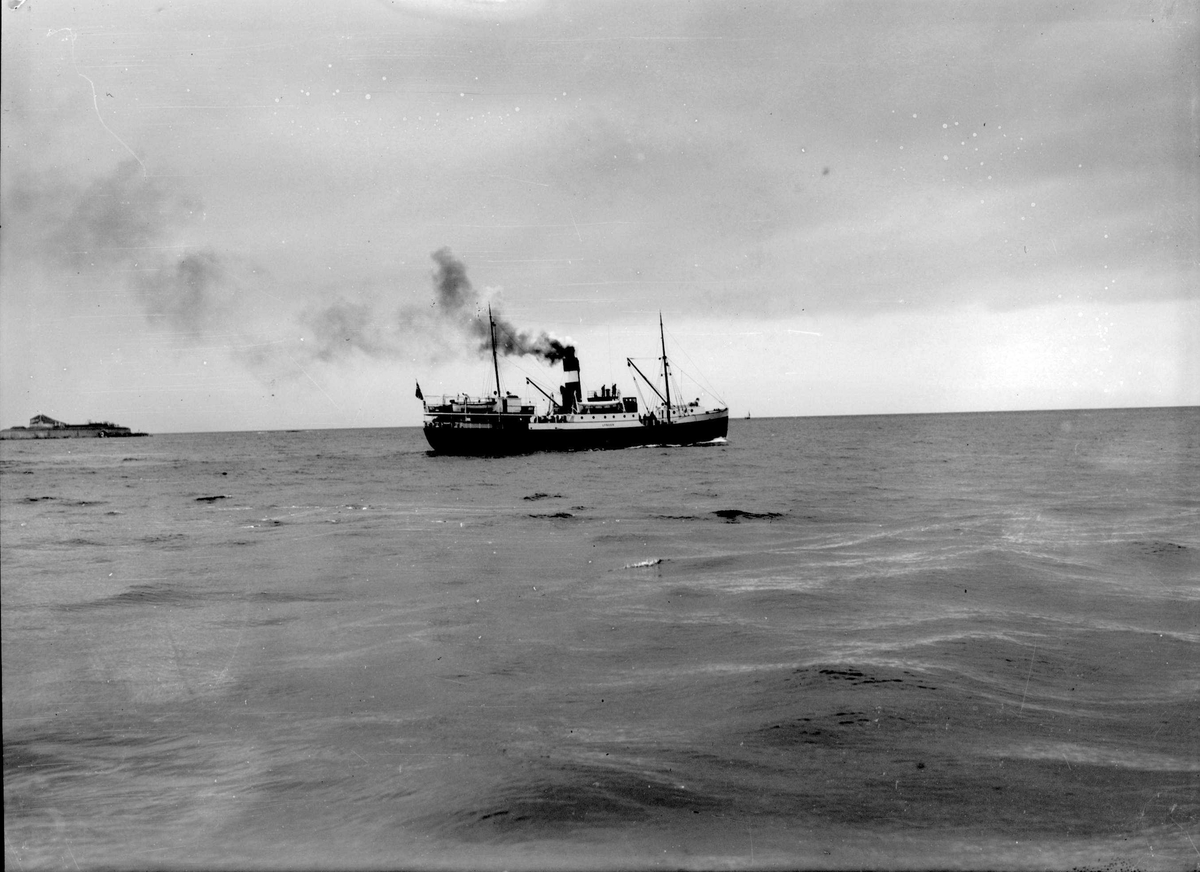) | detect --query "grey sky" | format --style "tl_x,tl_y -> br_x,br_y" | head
2,0 -> 1196,431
